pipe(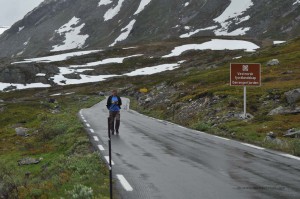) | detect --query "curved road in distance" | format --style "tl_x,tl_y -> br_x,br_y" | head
80,98 -> 300,199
